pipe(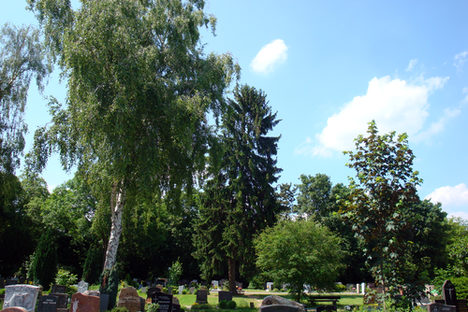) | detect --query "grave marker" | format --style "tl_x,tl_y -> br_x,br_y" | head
196,290 -> 208,304
77,281 -> 89,294
37,295 -> 58,312
3,285 -> 40,312
51,285 -> 67,294
70,292 -> 100,312
218,291 -> 233,303
442,280 -> 457,306
149,292 -> 173,312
